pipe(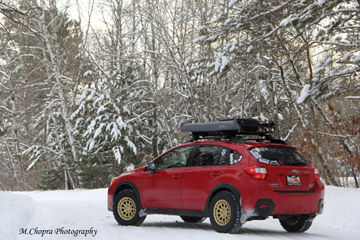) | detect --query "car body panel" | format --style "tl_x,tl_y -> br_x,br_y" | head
181,165 -> 231,210
140,167 -> 183,209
